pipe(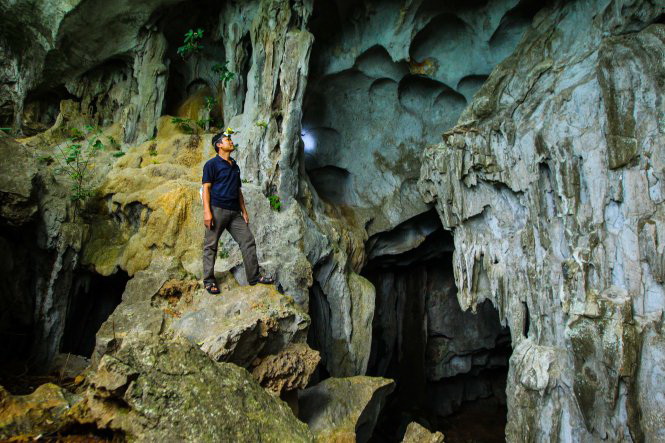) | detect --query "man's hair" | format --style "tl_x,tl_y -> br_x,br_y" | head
211,133 -> 226,152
